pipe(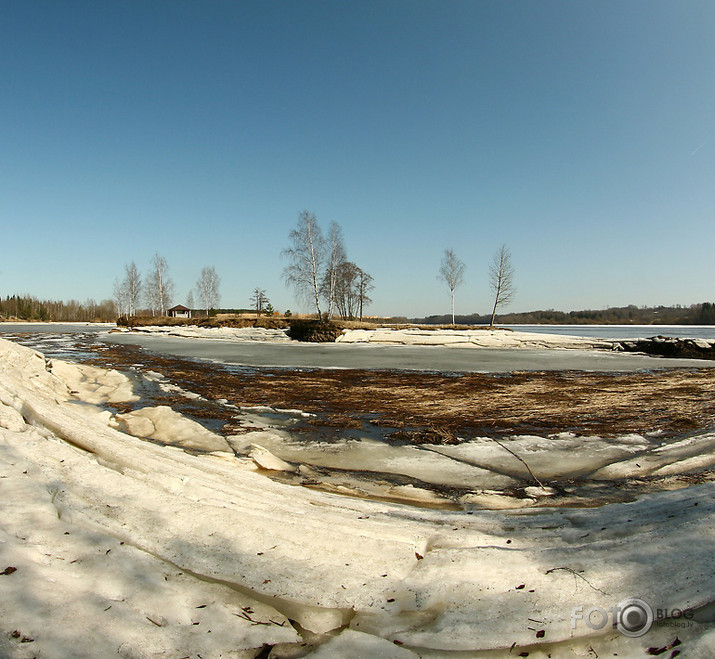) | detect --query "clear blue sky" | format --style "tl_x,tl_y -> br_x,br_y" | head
2,0 -> 713,317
